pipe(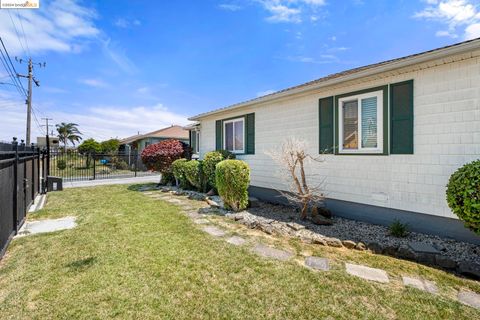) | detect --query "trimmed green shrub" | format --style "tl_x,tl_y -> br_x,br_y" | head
115,160 -> 129,170
446,160 -> 480,235
172,159 -> 190,189
215,160 -> 250,211
184,160 -> 202,190
57,159 -> 67,170
203,150 -> 236,190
